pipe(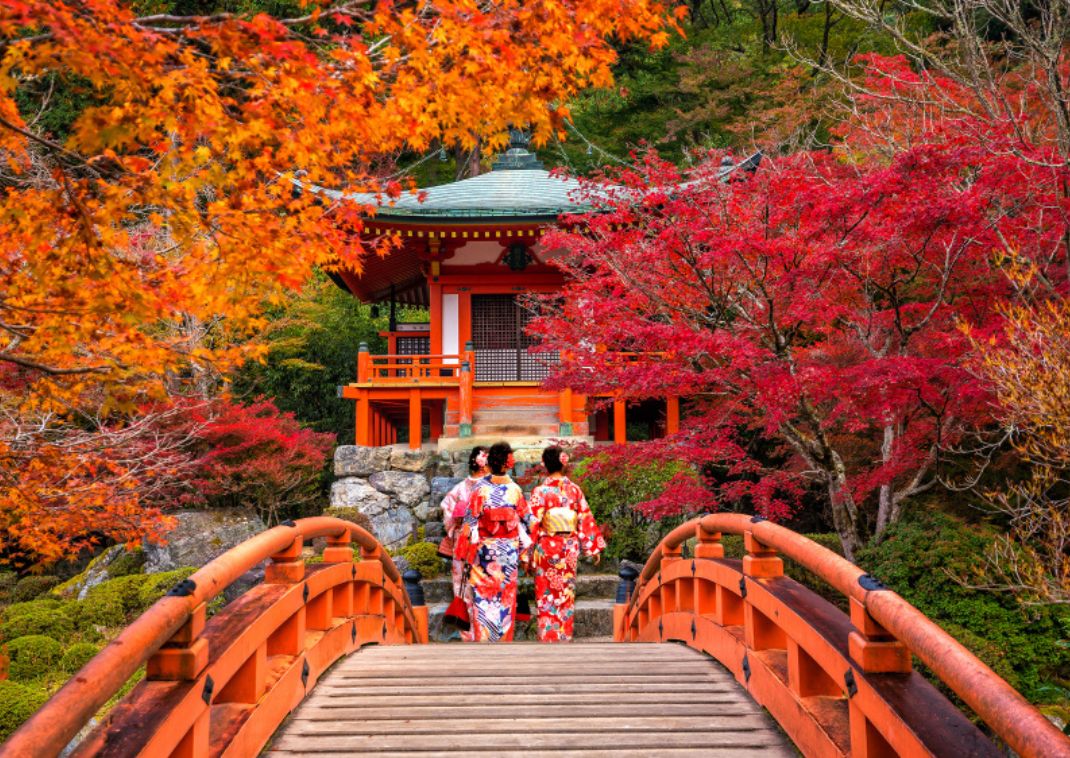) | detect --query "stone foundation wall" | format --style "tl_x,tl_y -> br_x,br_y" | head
330,445 -> 472,549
